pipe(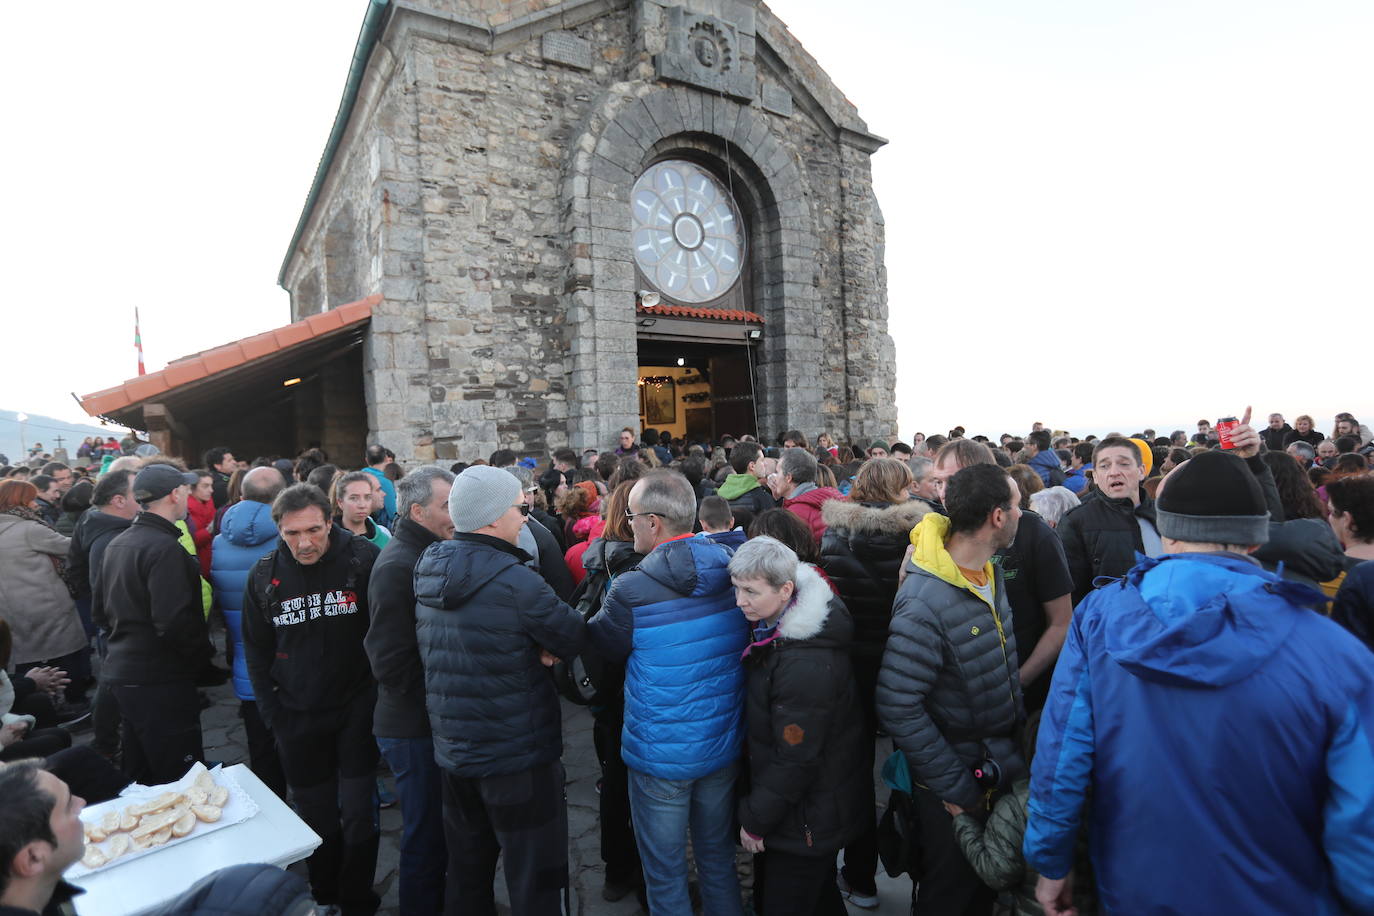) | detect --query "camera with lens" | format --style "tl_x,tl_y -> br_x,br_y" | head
972,758 -> 1003,792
